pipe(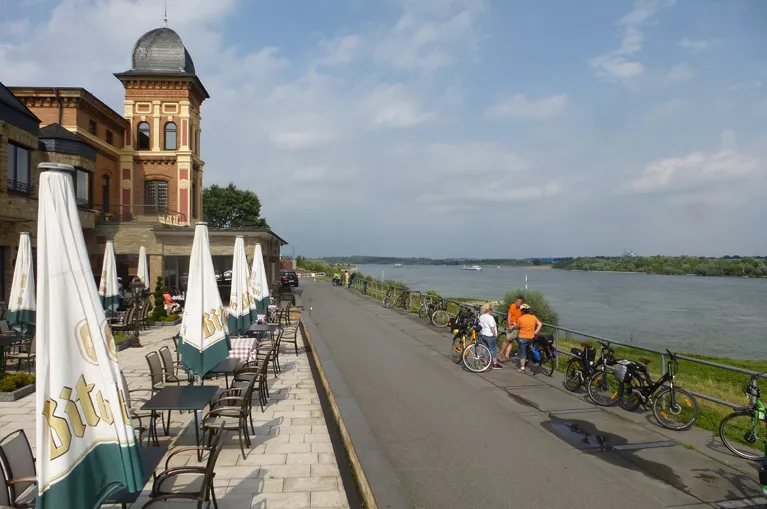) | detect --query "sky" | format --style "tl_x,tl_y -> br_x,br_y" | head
1,0 -> 766,258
